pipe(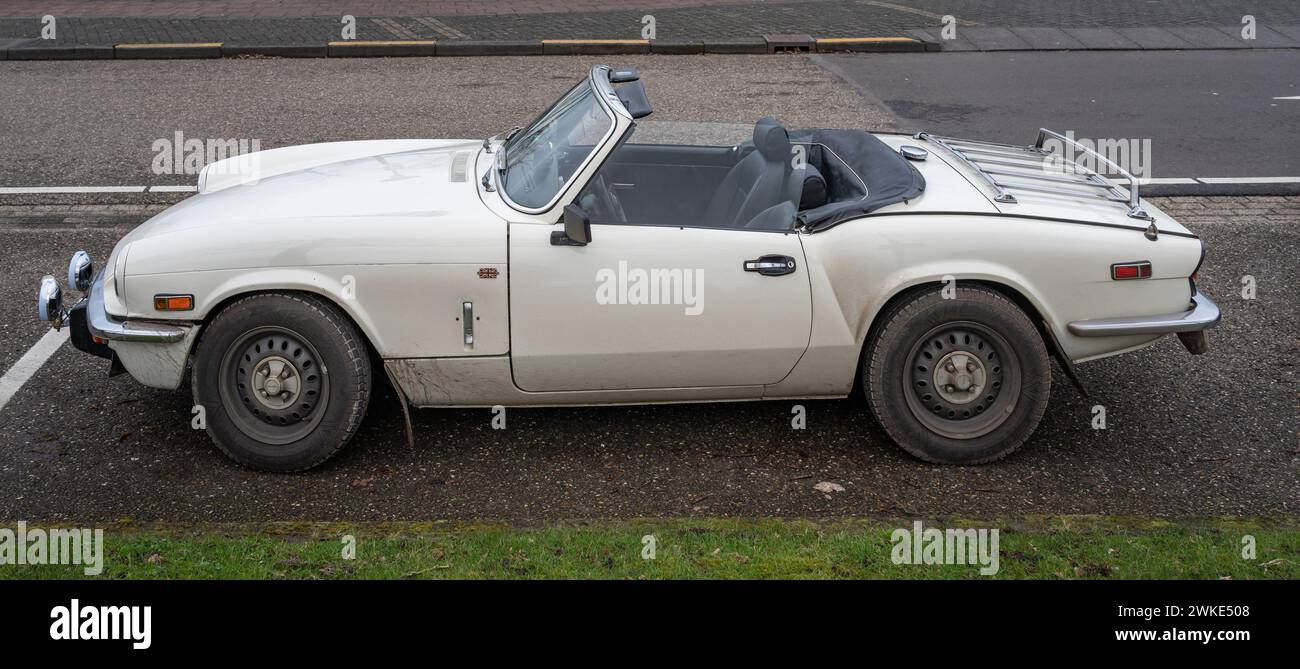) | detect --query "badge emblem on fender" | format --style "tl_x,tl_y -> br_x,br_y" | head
478,267 -> 499,279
